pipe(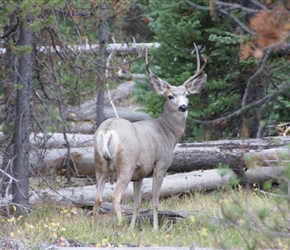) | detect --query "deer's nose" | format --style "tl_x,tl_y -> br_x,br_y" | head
178,104 -> 187,112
